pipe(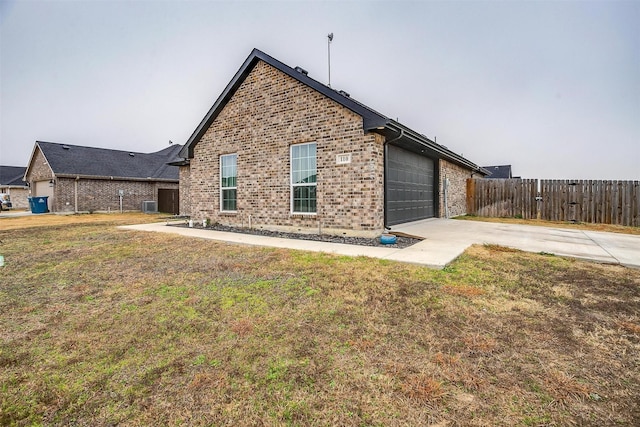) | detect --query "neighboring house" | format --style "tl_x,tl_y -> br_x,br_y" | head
483,165 -> 513,179
0,166 -> 29,209
24,141 -> 182,213
175,49 -> 487,236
